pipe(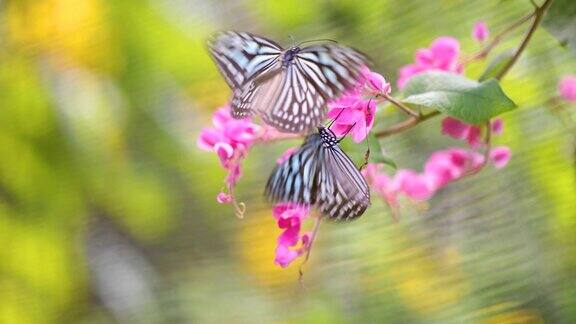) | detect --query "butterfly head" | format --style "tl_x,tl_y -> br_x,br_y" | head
282,47 -> 301,67
318,126 -> 338,147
